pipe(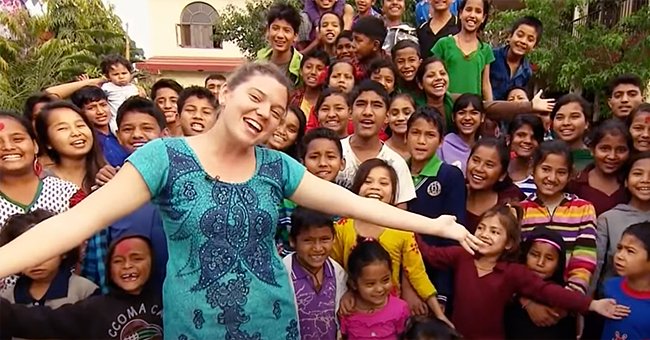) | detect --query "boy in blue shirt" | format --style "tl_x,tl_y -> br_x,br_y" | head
490,16 -> 543,101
